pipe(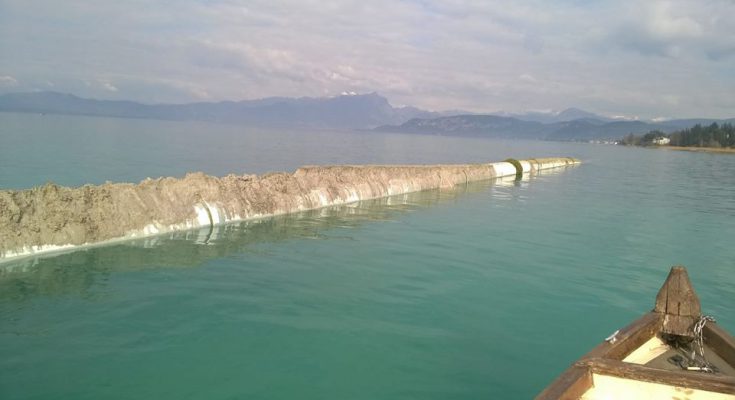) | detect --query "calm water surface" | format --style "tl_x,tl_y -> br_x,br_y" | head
1,113 -> 734,399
